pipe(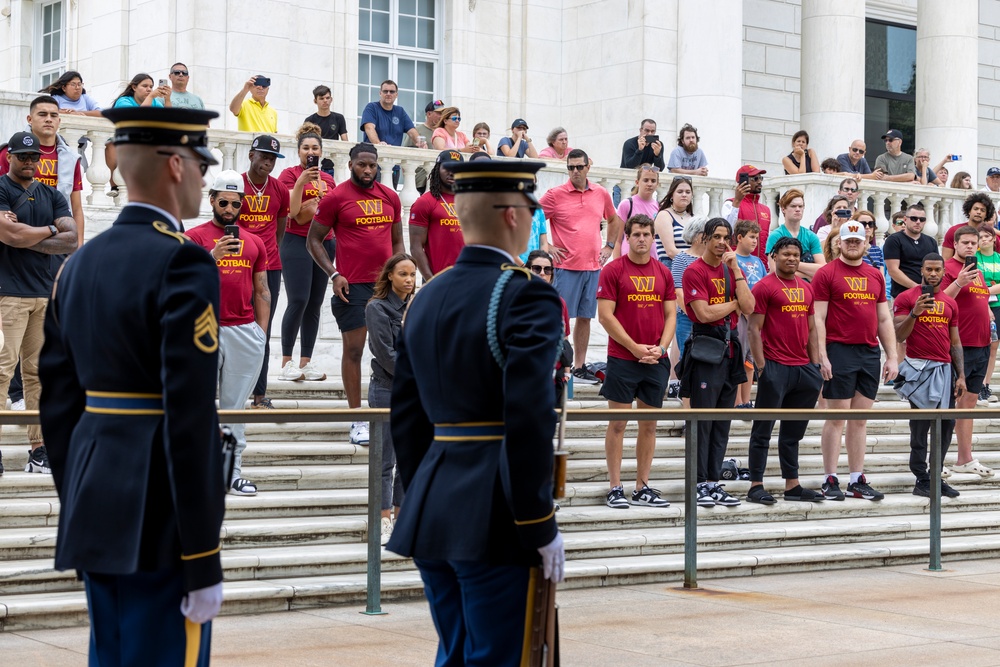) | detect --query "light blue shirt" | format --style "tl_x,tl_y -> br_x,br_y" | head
519,209 -> 549,263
